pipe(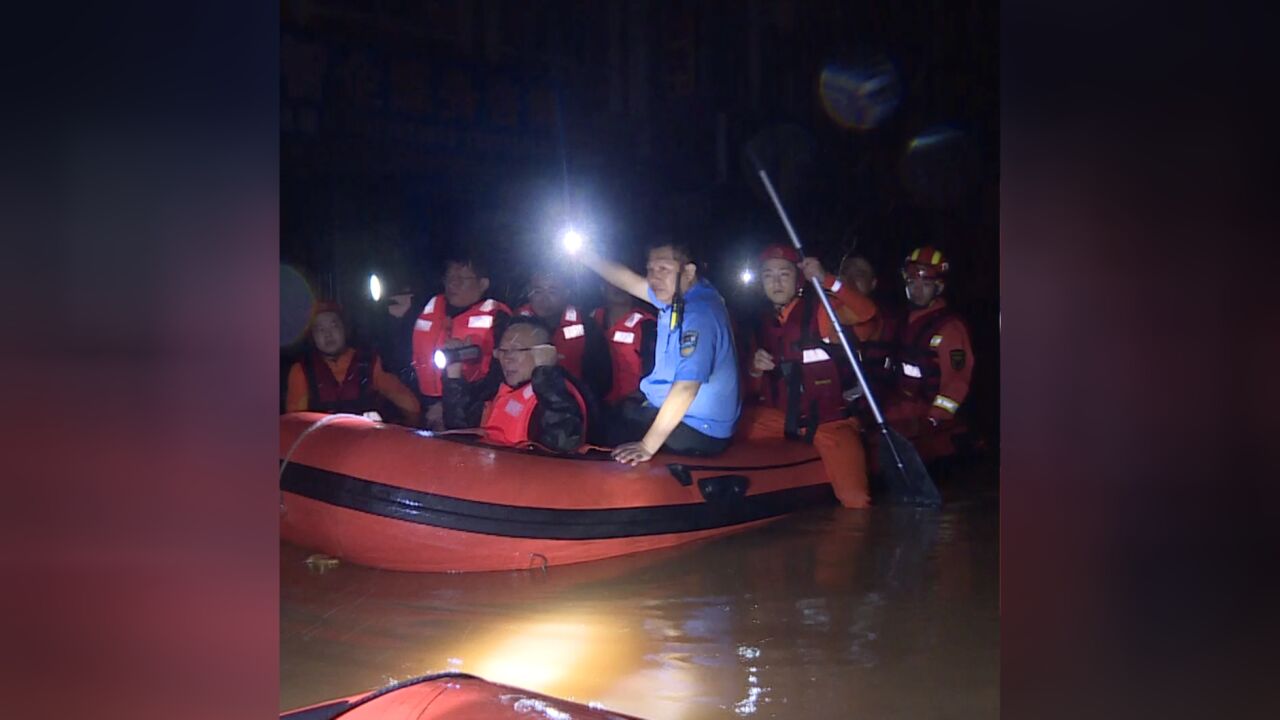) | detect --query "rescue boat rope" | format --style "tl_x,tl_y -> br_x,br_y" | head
279,413 -> 376,483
